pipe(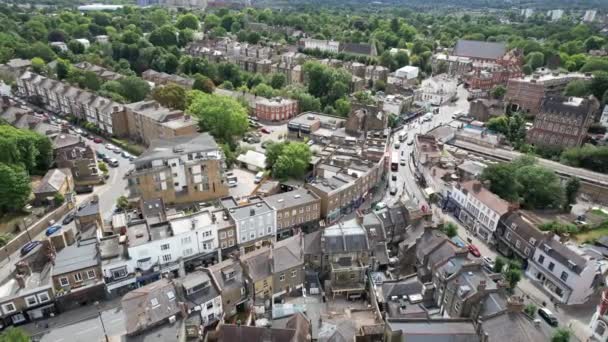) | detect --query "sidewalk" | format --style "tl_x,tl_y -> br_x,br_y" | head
24,297 -> 122,337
